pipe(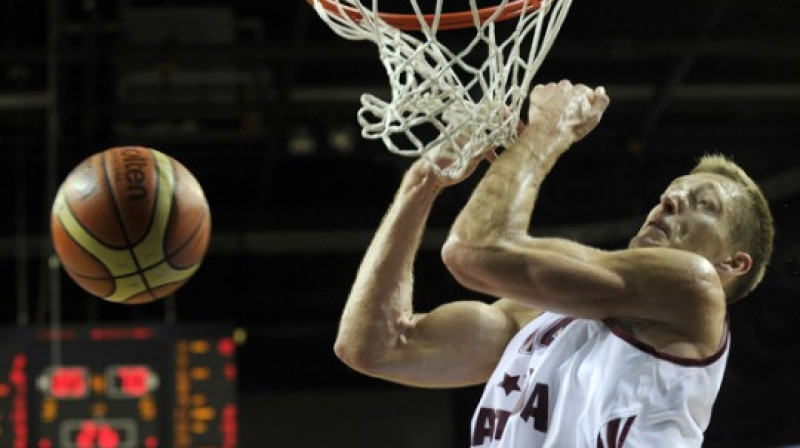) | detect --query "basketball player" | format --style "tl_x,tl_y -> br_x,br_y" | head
334,80 -> 774,446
